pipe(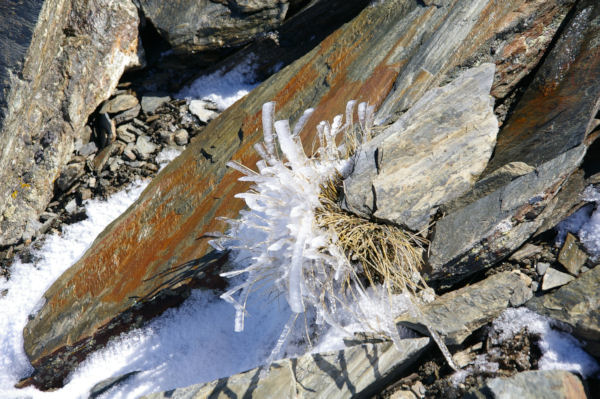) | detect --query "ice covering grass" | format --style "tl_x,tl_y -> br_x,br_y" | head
213,100 -> 435,363
177,55 -> 258,111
